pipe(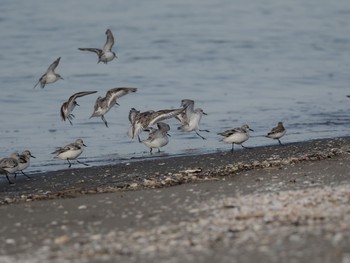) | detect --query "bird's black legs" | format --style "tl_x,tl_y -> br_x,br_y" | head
6,175 -> 14,185
15,171 -> 31,179
230,144 -> 251,152
241,144 -> 251,149
195,131 -> 206,140
21,171 -> 31,178
101,116 -> 109,128
67,159 -> 88,167
77,160 -> 89,166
